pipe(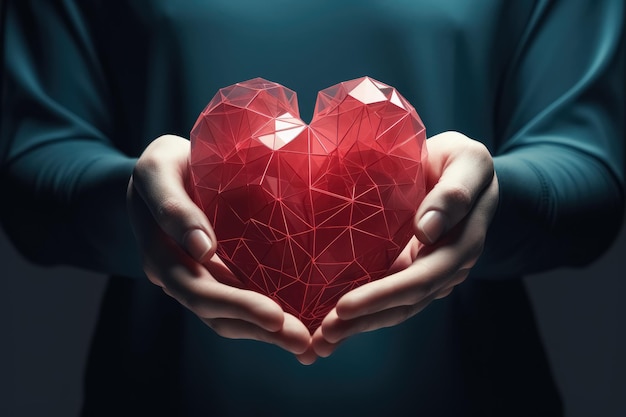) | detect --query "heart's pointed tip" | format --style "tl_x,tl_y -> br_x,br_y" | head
306,325 -> 320,336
